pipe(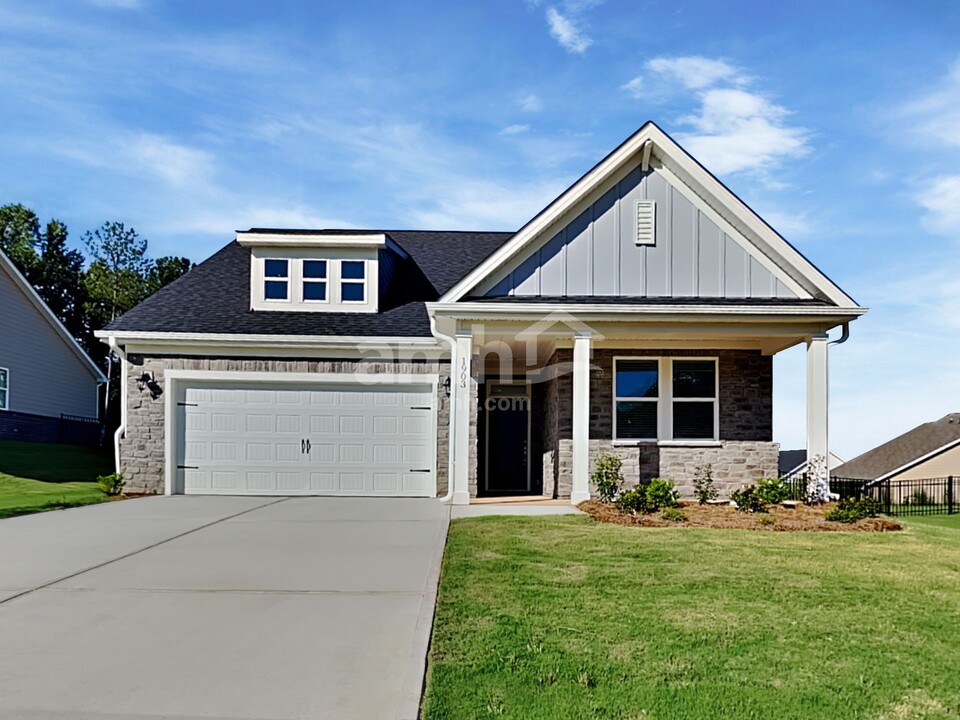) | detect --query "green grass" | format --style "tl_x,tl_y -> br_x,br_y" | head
902,513 -> 960,530
422,516 -> 960,720
0,439 -> 114,519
